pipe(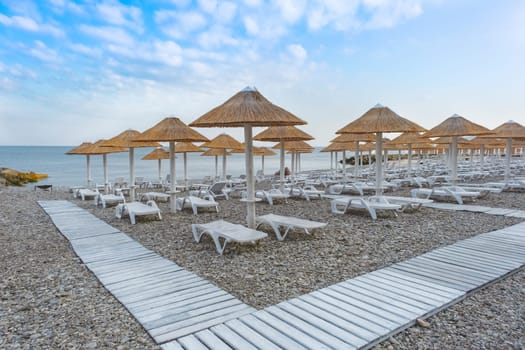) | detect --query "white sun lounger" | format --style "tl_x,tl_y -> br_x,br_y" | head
255,214 -> 327,240
140,192 -> 170,202
76,188 -> 98,200
284,185 -> 325,201
371,195 -> 433,211
95,192 -> 125,208
411,186 -> 481,205
331,196 -> 402,220
176,196 -> 219,215
255,189 -> 289,205
192,220 -> 268,255
115,201 -> 162,224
